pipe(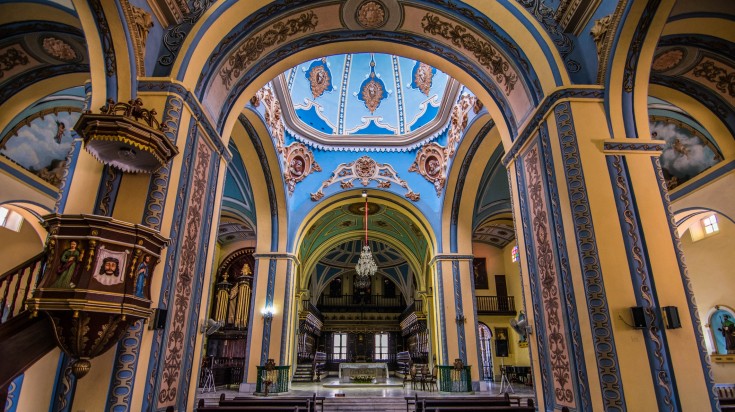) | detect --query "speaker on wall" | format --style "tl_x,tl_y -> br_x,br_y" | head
151,308 -> 167,330
630,306 -> 646,329
663,306 -> 681,329
496,339 -> 509,357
